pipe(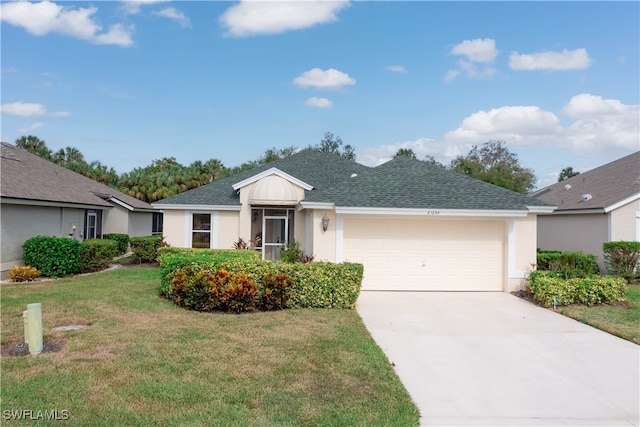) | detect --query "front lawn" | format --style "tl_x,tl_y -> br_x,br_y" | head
557,284 -> 640,345
1,267 -> 419,426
